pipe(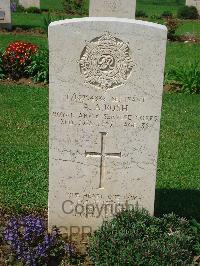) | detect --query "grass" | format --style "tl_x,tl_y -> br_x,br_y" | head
137,3 -> 181,17
0,84 -> 48,211
156,93 -> 200,219
0,84 -> 199,220
176,21 -> 200,36
136,0 -> 184,16
41,0 -> 64,11
11,12 -> 71,30
12,13 -> 45,29
0,33 -> 47,50
165,42 -> 200,73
